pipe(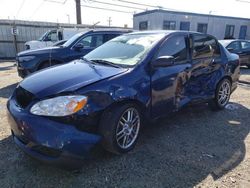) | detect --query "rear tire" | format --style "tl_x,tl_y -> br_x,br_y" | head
247,65 -> 250,69
209,78 -> 231,110
98,103 -> 142,154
